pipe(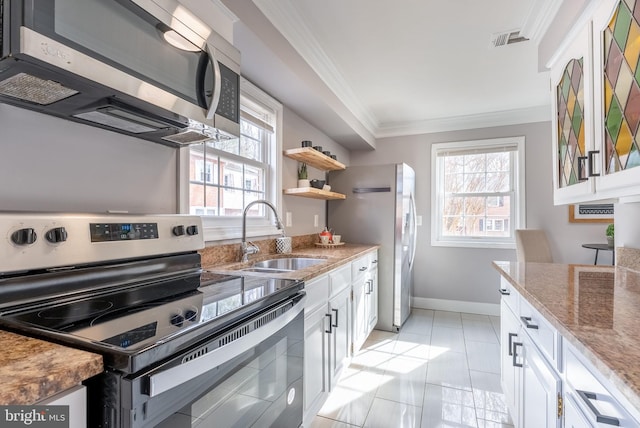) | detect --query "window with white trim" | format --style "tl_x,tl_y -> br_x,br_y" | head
182,78 -> 282,242
431,137 -> 525,248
